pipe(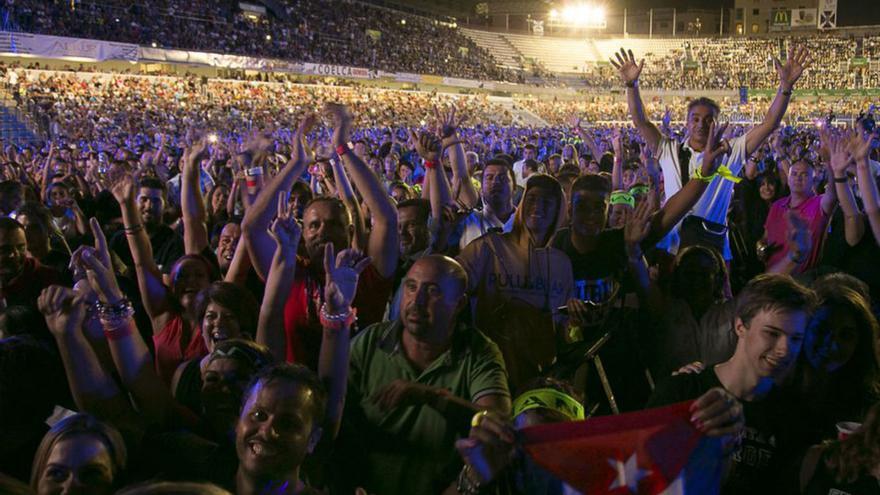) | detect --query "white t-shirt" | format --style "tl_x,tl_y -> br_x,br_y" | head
458,207 -> 516,250
655,134 -> 749,259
